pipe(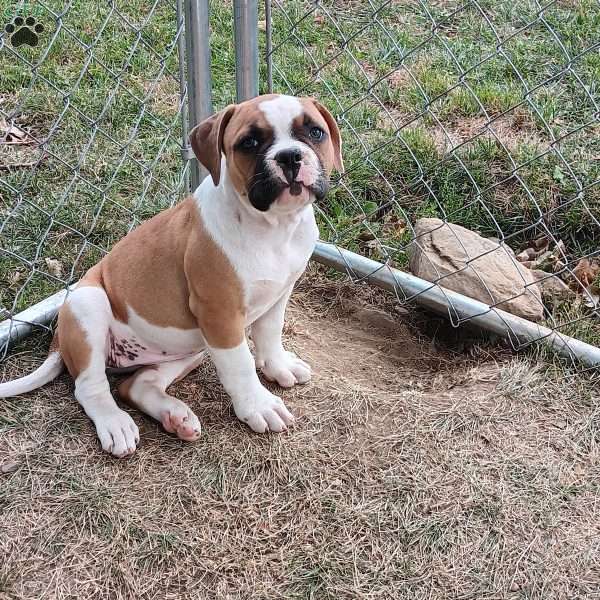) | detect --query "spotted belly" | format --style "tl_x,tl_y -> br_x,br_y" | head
106,332 -> 195,368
